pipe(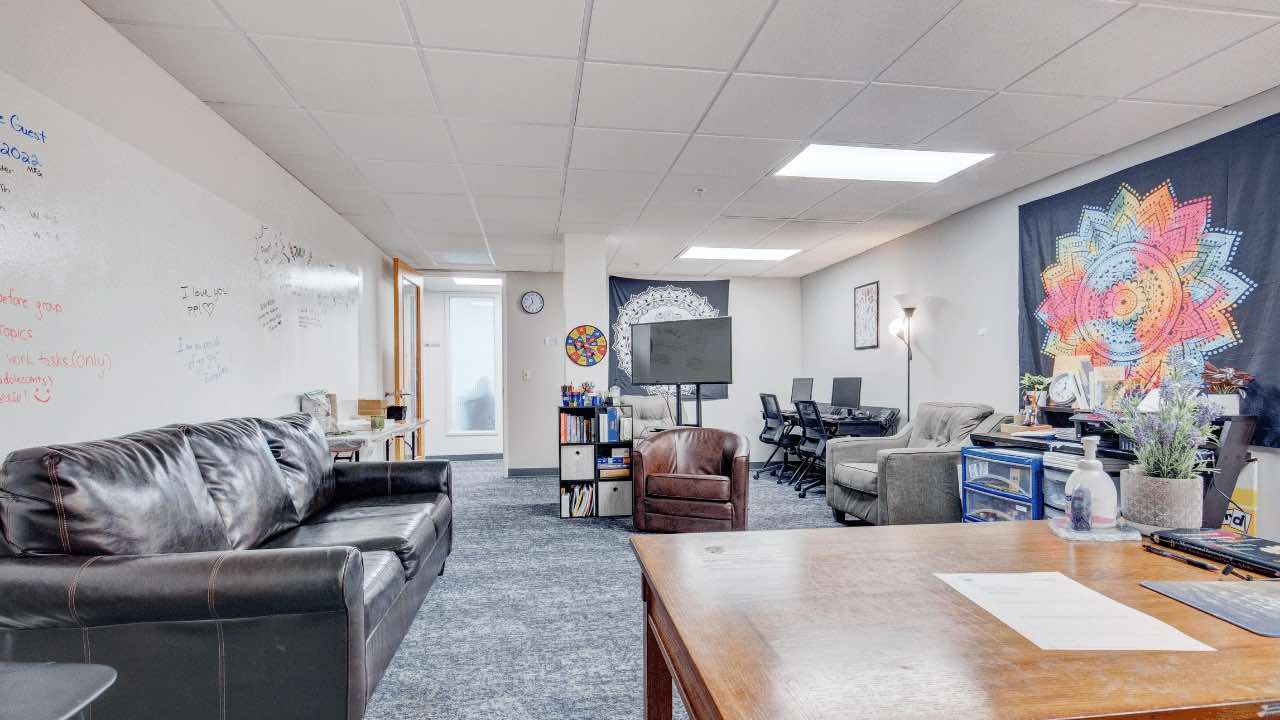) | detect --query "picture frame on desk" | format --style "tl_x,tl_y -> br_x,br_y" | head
853,281 -> 878,350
